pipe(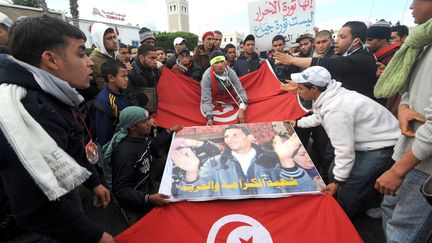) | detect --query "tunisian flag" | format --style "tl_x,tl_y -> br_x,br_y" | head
153,62 -> 307,128
115,195 -> 362,243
